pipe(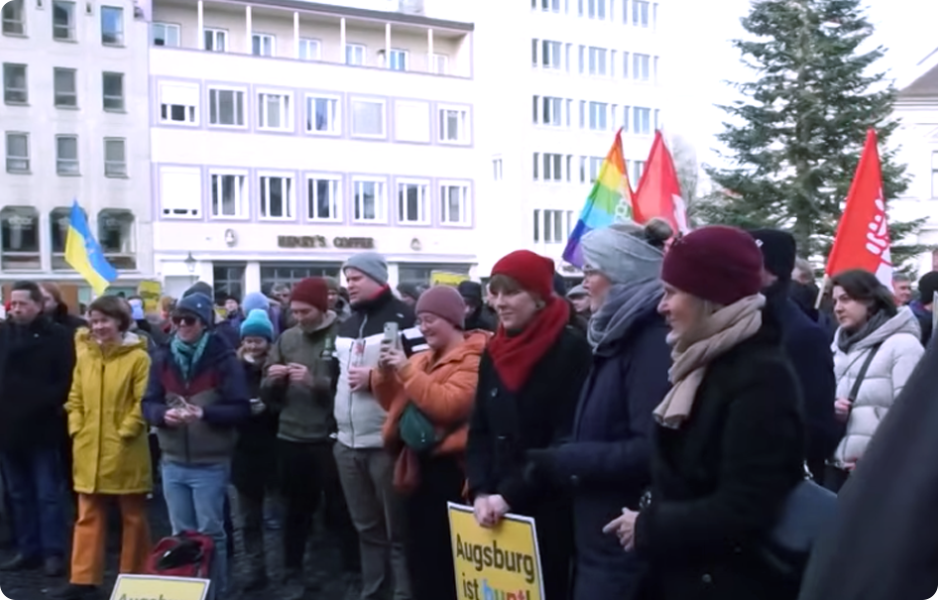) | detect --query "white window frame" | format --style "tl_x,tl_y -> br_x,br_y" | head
438,105 -> 470,145
541,40 -> 561,70
102,71 -> 124,111
103,137 -> 126,177
100,5 -> 123,45
388,48 -> 408,71
152,22 -> 180,47
541,96 -> 562,127
633,53 -> 650,81
350,97 -> 386,139
589,101 -> 608,131
345,43 -> 366,66
257,89 -> 293,132
207,86 -> 247,128
203,27 -> 227,52
56,134 -> 79,175
539,0 -> 561,11
3,63 -> 26,104
158,80 -> 199,126
542,153 -> 562,182
432,53 -> 449,75
53,67 -> 77,108
396,179 -> 430,225
589,156 -> 603,182
258,172 -> 295,221
52,1 -> 75,40
588,46 -> 607,76
305,93 -> 341,135
2,0 -> 26,36
352,177 -> 387,224
633,0 -> 649,26
540,209 -> 568,244
633,106 -> 651,134
439,181 -> 471,226
5,132 -> 29,173
209,170 -> 249,219
252,32 -> 275,56
493,157 -> 503,181
299,37 -> 321,60
306,175 -> 342,222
